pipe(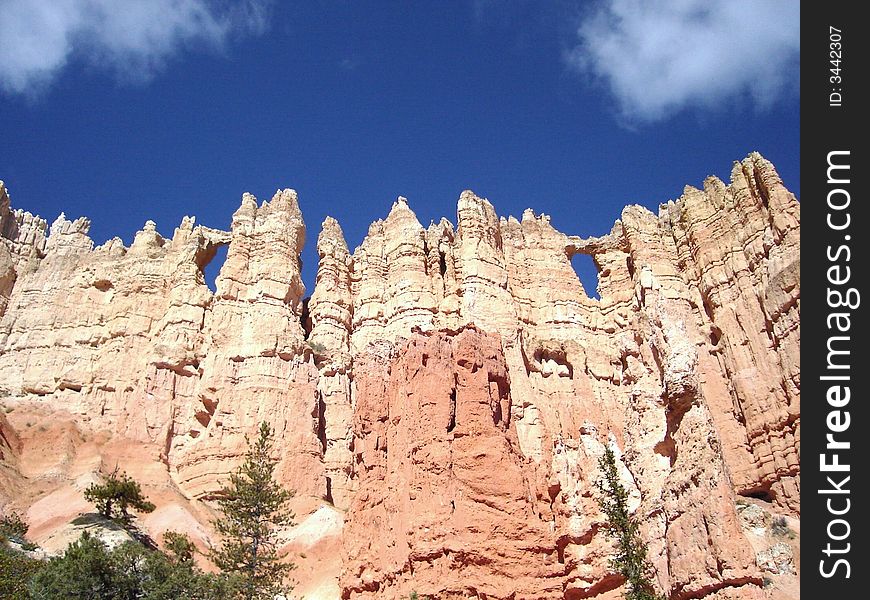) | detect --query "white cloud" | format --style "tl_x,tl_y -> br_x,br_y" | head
567,0 -> 799,123
0,0 -> 271,96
